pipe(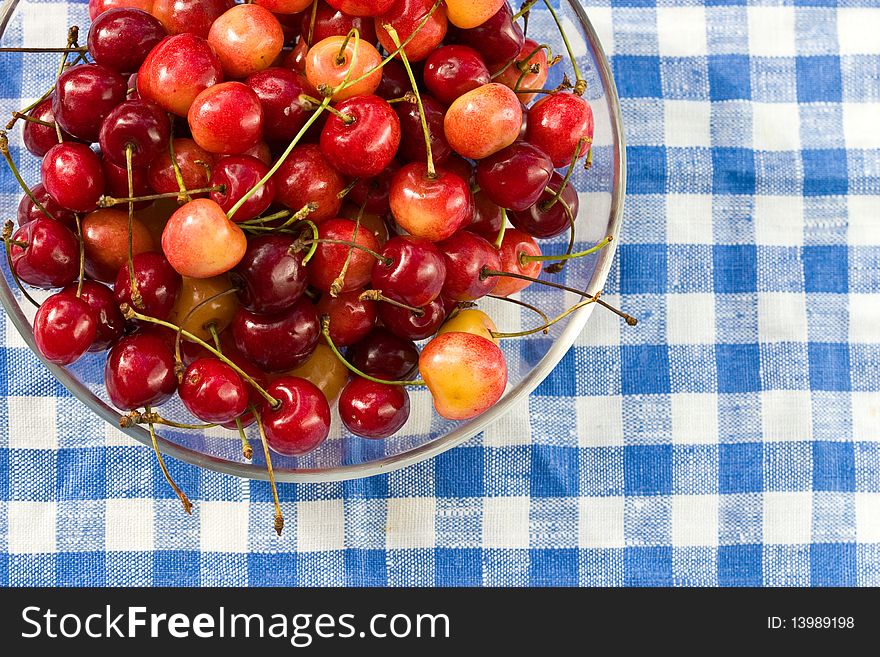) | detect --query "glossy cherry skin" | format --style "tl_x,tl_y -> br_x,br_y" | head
99,99 -> 171,167
309,218 -> 382,293
326,0 -> 395,17
207,3 -> 284,79
217,336 -> 270,428
468,189 -> 504,240
437,230 -> 501,301
162,198 -> 247,278
256,0 -> 312,14
210,155 -> 275,221
444,82 -> 522,159
88,8 -> 167,74
476,141 -> 555,212
82,209 -> 155,282
423,45 -> 491,106
389,163 -> 471,242
492,228 -> 542,298
283,343 -> 348,405
148,137 -> 215,195
102,158 -> 152,210
305,36 -> 383,101
395,94 -> 452,166
33,294 -> 97,366
445,0 -> 504,30
41,143 -> 105,213
348,163 -> 399,215
150,0 -> 235,39
168,274 -> 239,342
229,234 -> 308,314
526,92 -> 594,168
493,39 -> 548,105
90,0 -> 154,20
316,289 -> 377,347
114,251 -> 182,321
60,280 -> 125,352
320,95 -> 401,178
346,327 -> 419,380
232,298 -> 319,372
260,377 -> 331,456
179,358 -> 249,423
449,2 -> 523,65
375,59 -> 409,100
379,296 -> 447,341
10,218 -> 79,289
53,64 -> 127,142
17,183 -> 77,231
508,171 -> 580,239
301,1 -> 378,44
339,377 -> 410,438
187,82 -> 263,155
376,0 -> 448,63
436,307 -> 498,345
22,97 -> 73,158
245,68 -> 310,143
371,235 -> 446,307
274,144 -> 345,223
105,332 -> 178,409
137,34 -> 224,117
